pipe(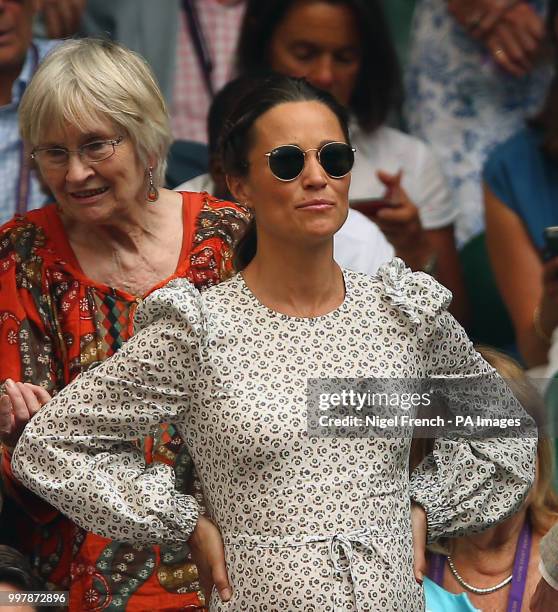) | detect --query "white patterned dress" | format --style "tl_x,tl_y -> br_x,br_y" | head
12,260 -> 536,611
